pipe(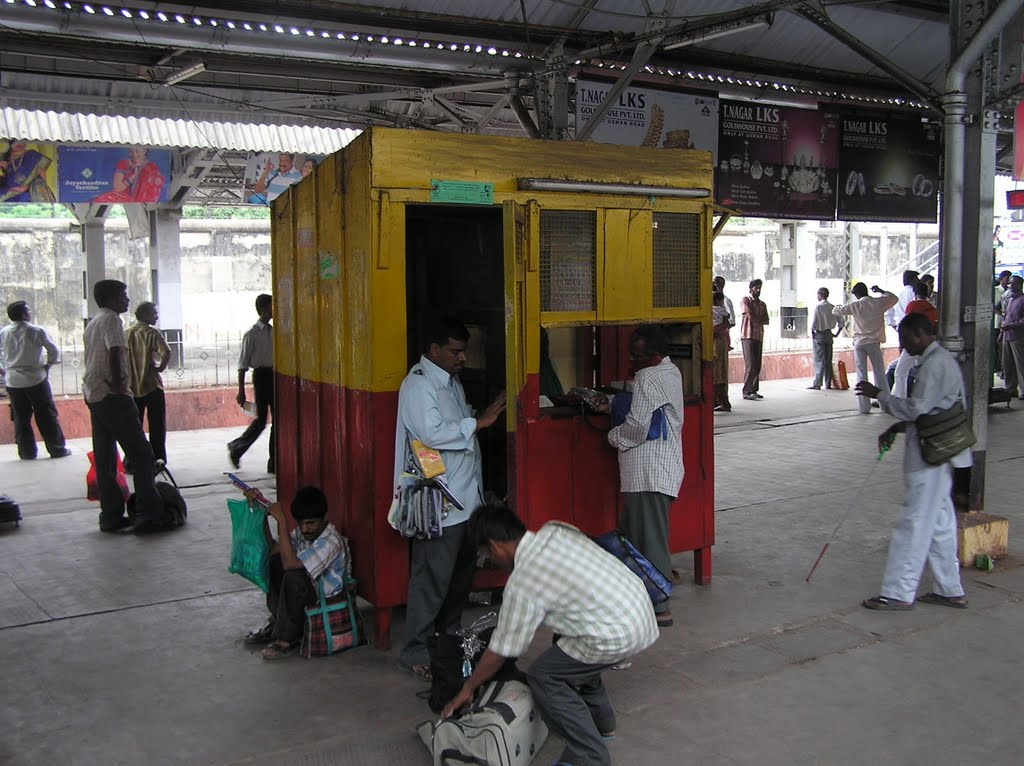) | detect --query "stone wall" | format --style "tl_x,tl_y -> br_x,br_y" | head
0,218 -> 272,345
